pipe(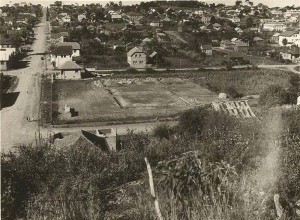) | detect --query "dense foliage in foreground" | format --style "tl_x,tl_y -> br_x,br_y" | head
2,107 -> 300,219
